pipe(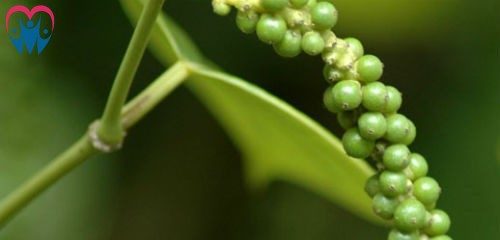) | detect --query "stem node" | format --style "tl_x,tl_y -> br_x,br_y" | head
89,121 -> 125,153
